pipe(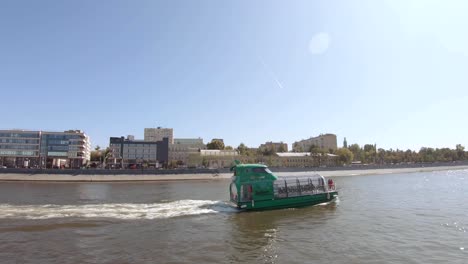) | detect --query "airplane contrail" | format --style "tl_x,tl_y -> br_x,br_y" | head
258,56 -> 284,90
